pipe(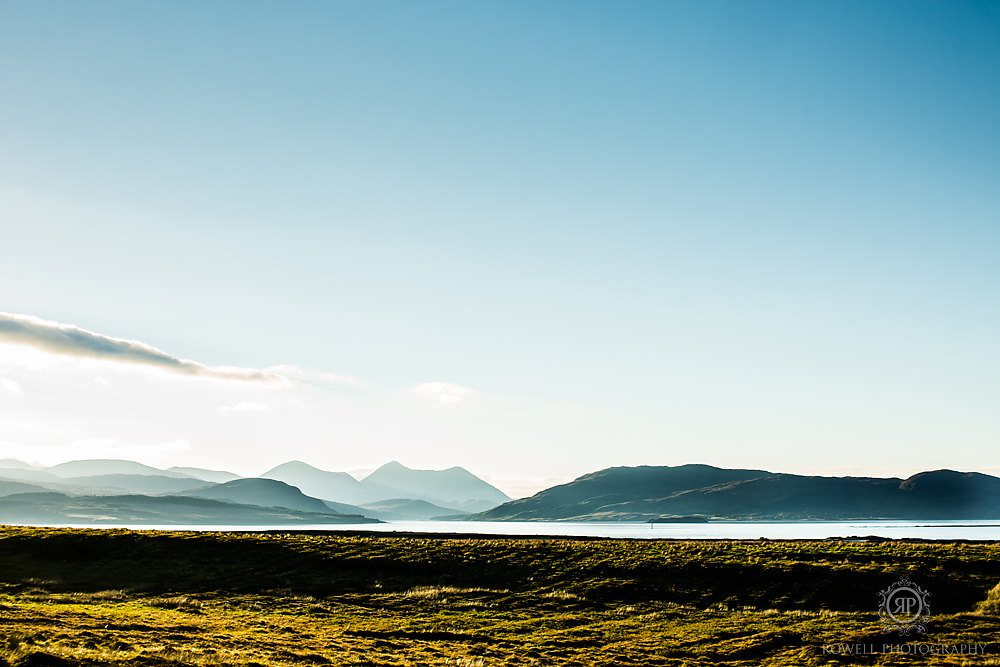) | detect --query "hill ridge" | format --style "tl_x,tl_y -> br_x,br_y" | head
474,464 -> 1000,521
